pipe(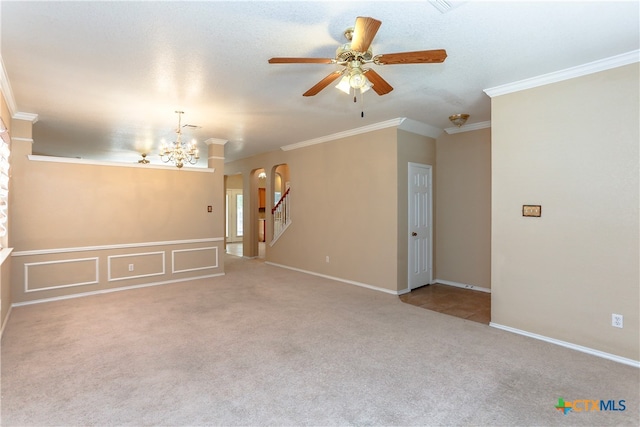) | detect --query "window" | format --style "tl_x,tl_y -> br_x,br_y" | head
236,194 -> 243,236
